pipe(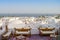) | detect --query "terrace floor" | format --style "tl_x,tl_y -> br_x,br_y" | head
7,35 -> 56,40
26,35 -> 50,40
